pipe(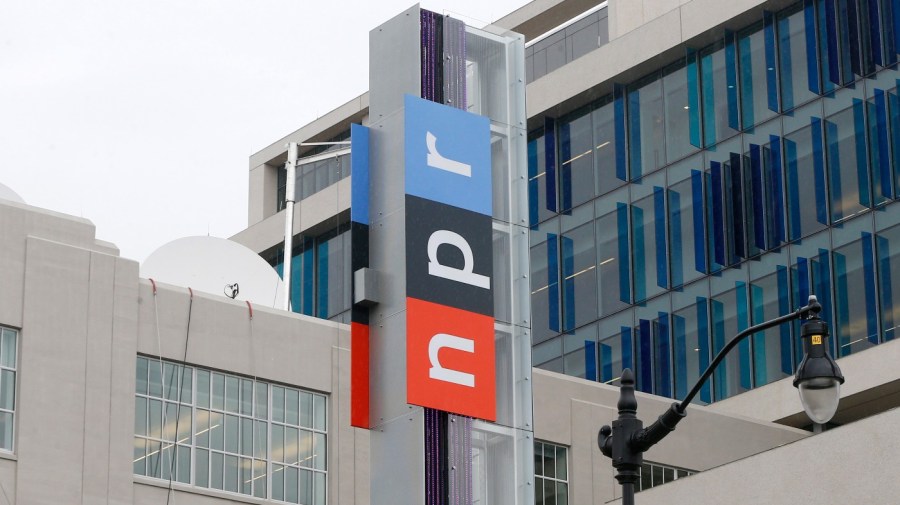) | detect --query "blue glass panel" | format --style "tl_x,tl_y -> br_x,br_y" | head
764,12 -> 779,112
696,297 -> 711,404
614,202 -> 631,304
870,89 -> 894,202
686,49 -> 702,147
802,0 -> 822,96
894,0 -> 900,60
600,342 -> 614,382
738,22 -> 779,129
654,187 -> 668,288
727,152 -> 746,263
316,240 -> 328,319
785,137 -> 803,240
562,235 -> 576,333
559,108 -> 595,211
622,325 -> 634,371
811,117 -> 830,225
735,282 -> 752,391
882,0 -> 898,64
862,232 -> 880,344
655,312 -> 672,398
778,265 -> 794,375
584,340 -> 598,381
814,247 -> 836,346
749,143 -> 767,252
637,319 -> 653,393
670,189 -> 685,288
824,102 -> 871,224
825,118 -> 845,221
739,30 -> 756,129
834,250 -> 853,355
527,137 -> 540,228
667,155 -> 707,288
545,117 -> 558,213
633,205 -> 646,303
628,76 -> 666,178
768,134 -> 787,245
710,162 -> 726,268
614,84 -> 628,181
867,0 -> 884,66
547,234 -> 560,333
854,99 -> 873,208
594,97 -> 628,196
673,314 -> 688,399
628,88 -> 644,179
725,31 -> 740,130
711,299 -> 727,401
844,0 -> 863,76
822,0 -> 842,88
750,283 -> 768,386
701,49 -> 717,147
890,89 -> 900,195
691,170 -> 708,274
